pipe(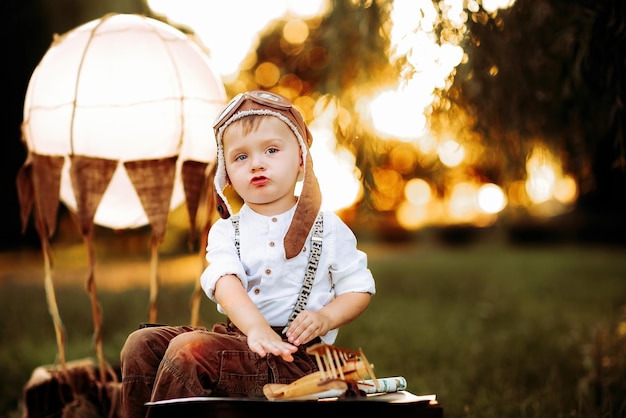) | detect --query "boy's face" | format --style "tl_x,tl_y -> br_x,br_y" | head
223,116 -> 304,216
